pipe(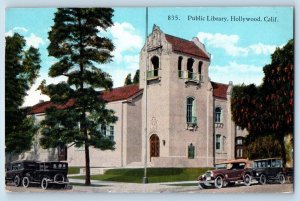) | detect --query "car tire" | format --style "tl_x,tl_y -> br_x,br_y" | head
22,177 -> 30,188
199,183 -> 208,189
259,174 -> 267,185
214,176 -> 223,189
41,177 -> 49,190
244,174 -> 252,186
14,175 -> 21,187
278,173 -> 285,184
54,173 -> 65,183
